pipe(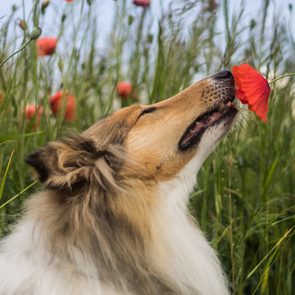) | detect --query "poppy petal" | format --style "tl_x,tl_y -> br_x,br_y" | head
232,64 -> 270,122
